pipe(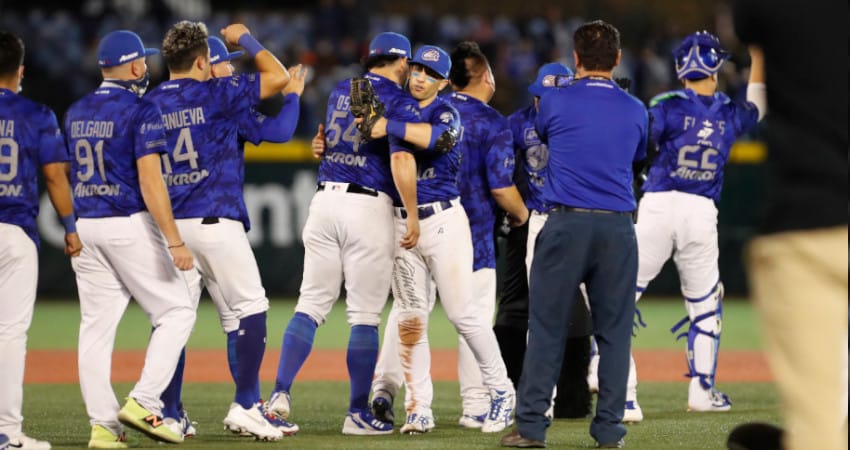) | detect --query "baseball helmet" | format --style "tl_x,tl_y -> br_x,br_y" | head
673,31 -> 730,80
